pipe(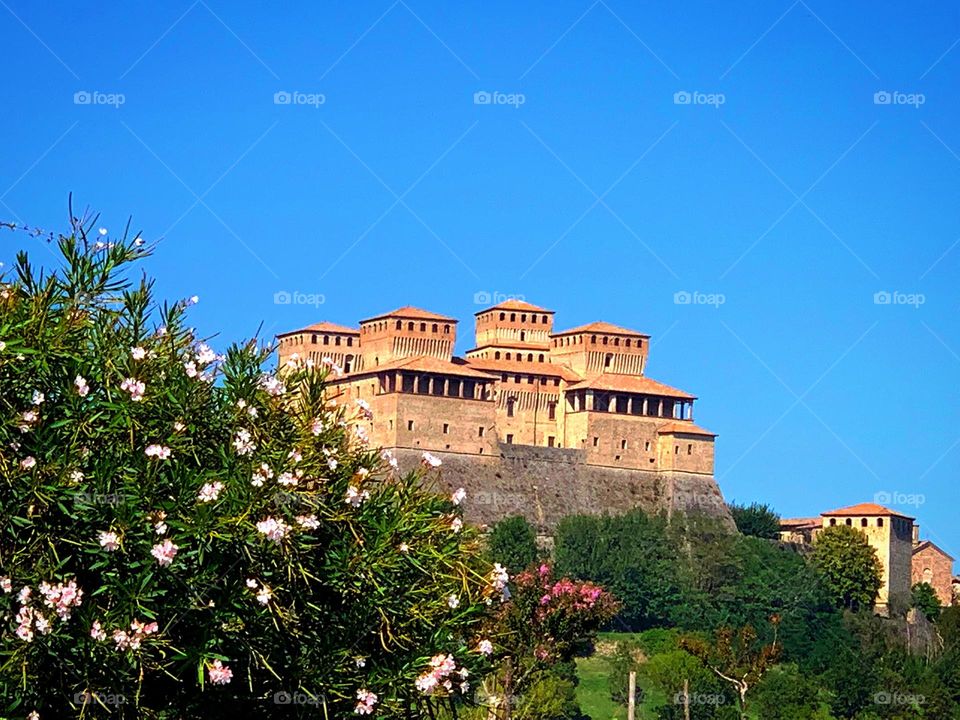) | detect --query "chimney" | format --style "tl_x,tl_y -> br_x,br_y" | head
912,523 -> 920,545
